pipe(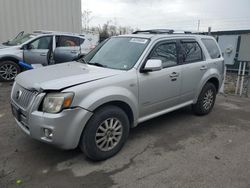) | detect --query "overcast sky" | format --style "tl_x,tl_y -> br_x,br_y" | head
82,0 -> 250,31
